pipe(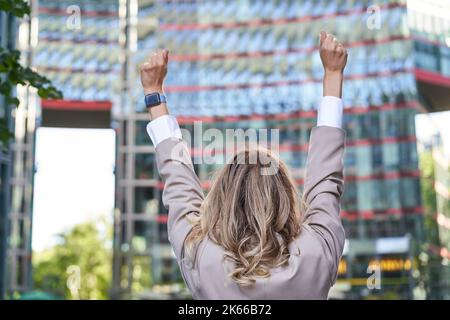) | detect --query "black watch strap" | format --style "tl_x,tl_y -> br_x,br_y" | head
145,92 -> 167,108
